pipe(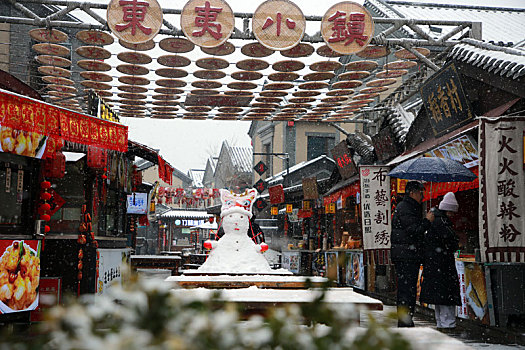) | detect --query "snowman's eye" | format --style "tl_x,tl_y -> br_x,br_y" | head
226,200 -> 234,206
240,216 -> 243,219
242,200 -> 250,206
